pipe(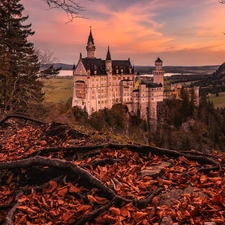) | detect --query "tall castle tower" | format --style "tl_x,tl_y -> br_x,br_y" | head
153,57 -> 164,86
105,46 -> 112,73
86,27 -> 96,58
